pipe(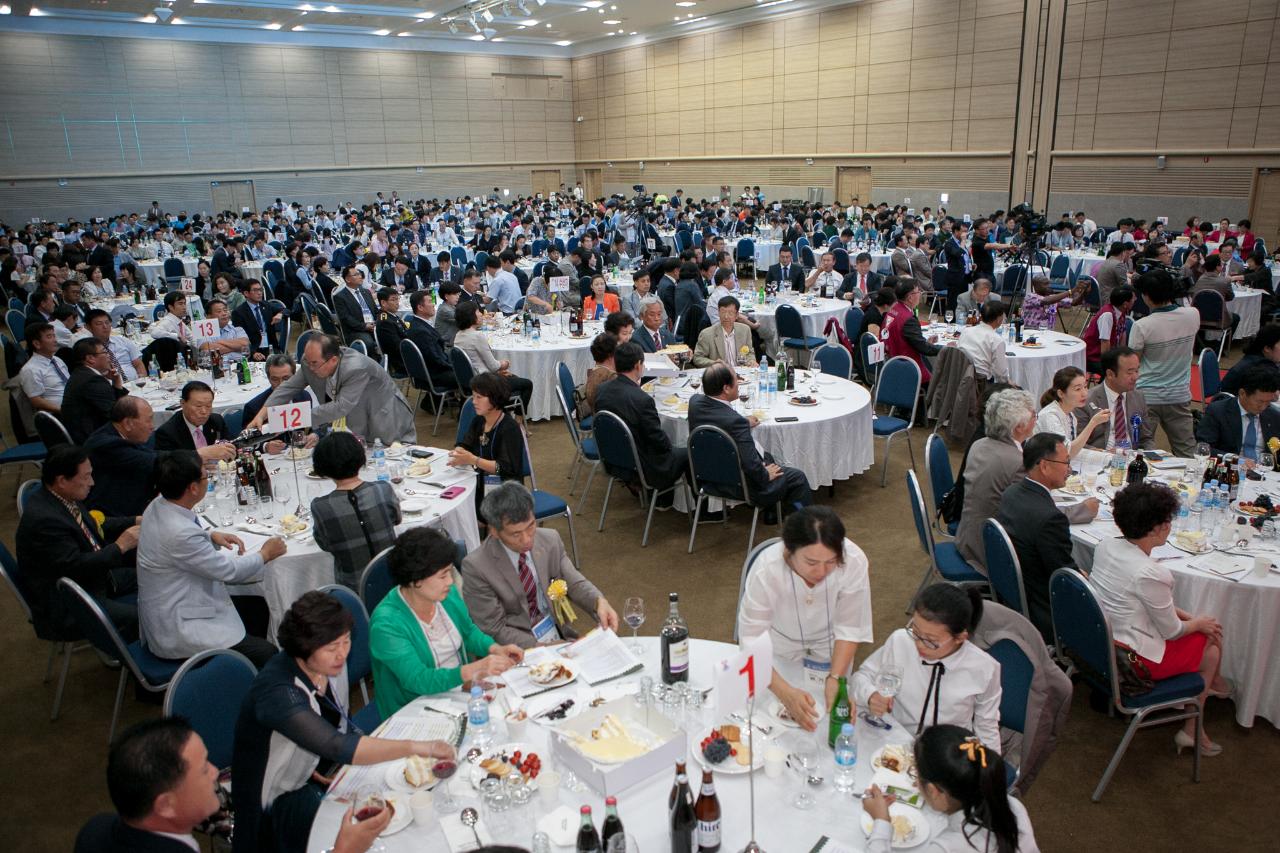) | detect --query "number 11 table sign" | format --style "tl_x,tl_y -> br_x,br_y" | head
713,633 -> 773,853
